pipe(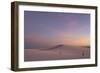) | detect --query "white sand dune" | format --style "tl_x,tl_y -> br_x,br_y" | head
24,45 -> 90,61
